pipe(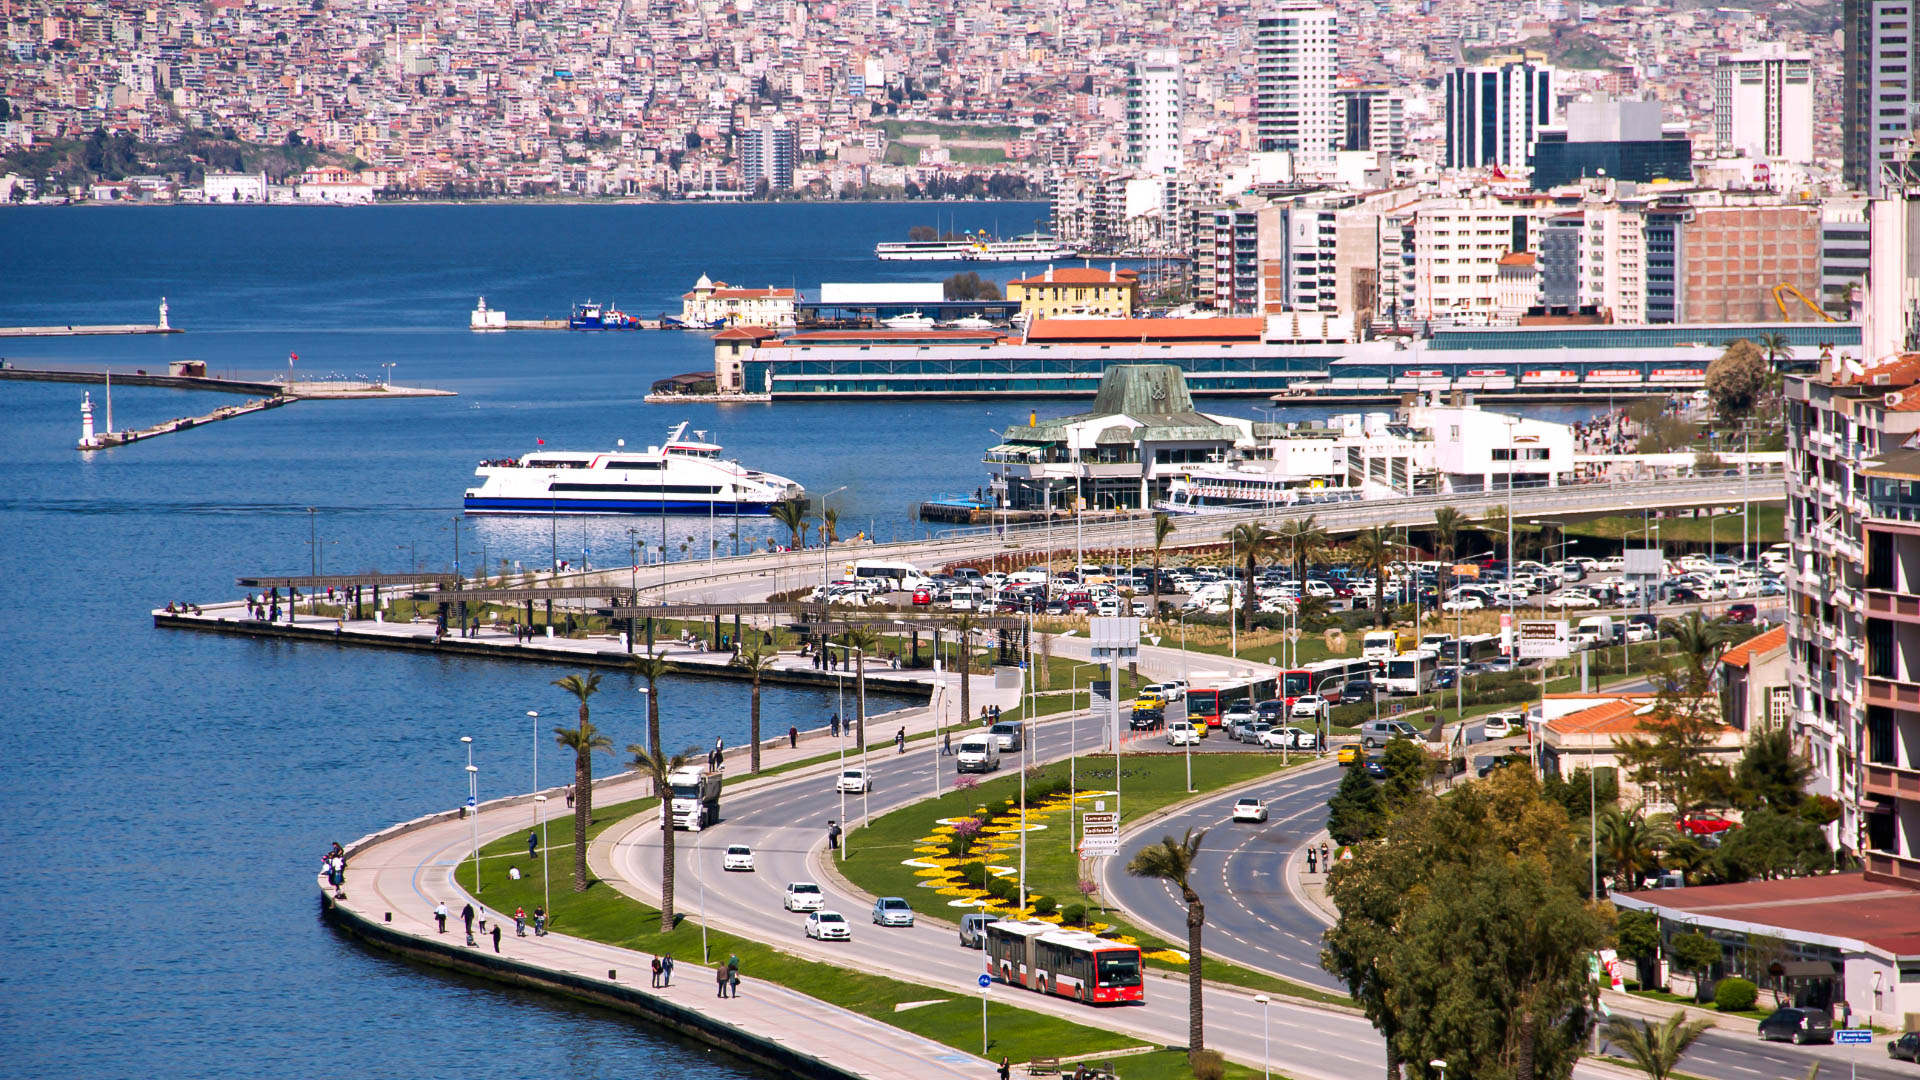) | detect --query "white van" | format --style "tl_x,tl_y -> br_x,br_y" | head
956,734 -> 1001,773
949,586 -> 985,611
